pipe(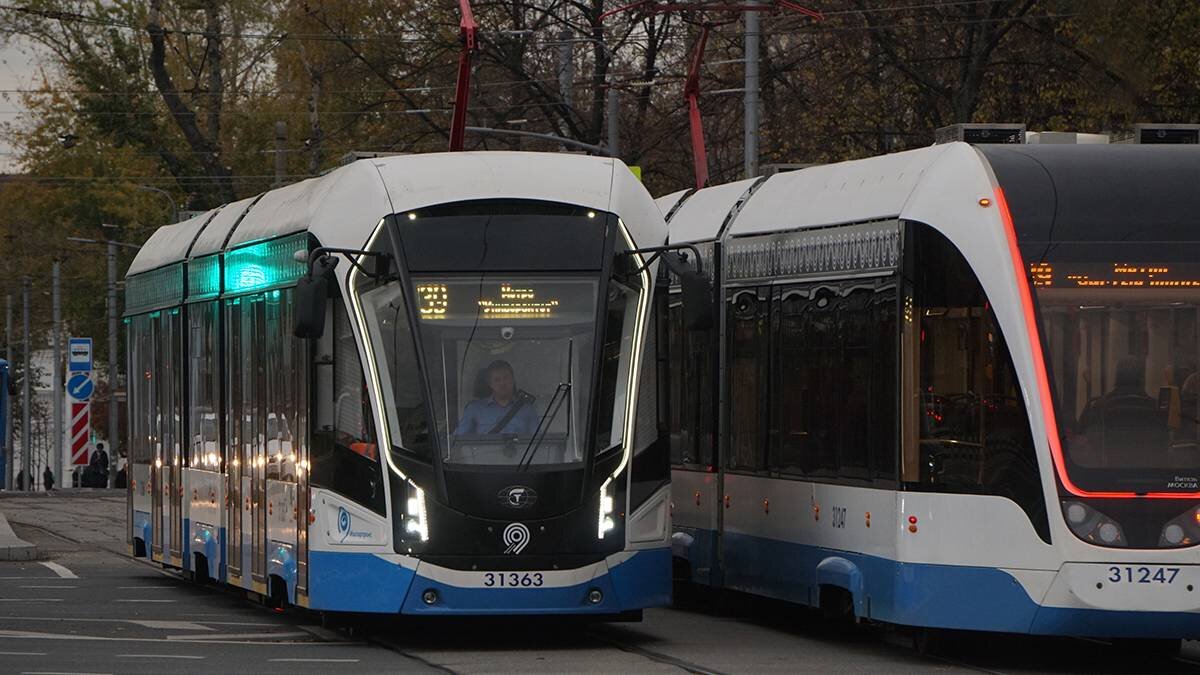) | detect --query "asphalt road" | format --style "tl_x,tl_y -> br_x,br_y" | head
0,492 -> 1198,675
